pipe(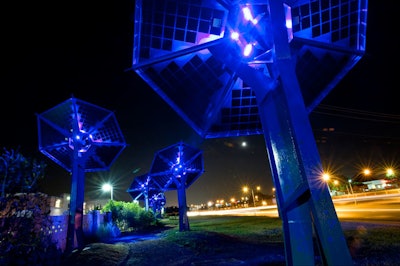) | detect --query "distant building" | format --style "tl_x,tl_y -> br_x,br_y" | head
84,199 -> 110,212
48,193 -> 70,216
47,194 -> 110,216
362,179 -> 387,191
